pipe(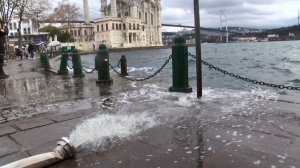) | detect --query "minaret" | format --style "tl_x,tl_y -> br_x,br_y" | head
83,0 -> 90,24
130,0 -> 138,18
155,0 -> 162,44
100,0 -> 107,17
110,0 -> 117,17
